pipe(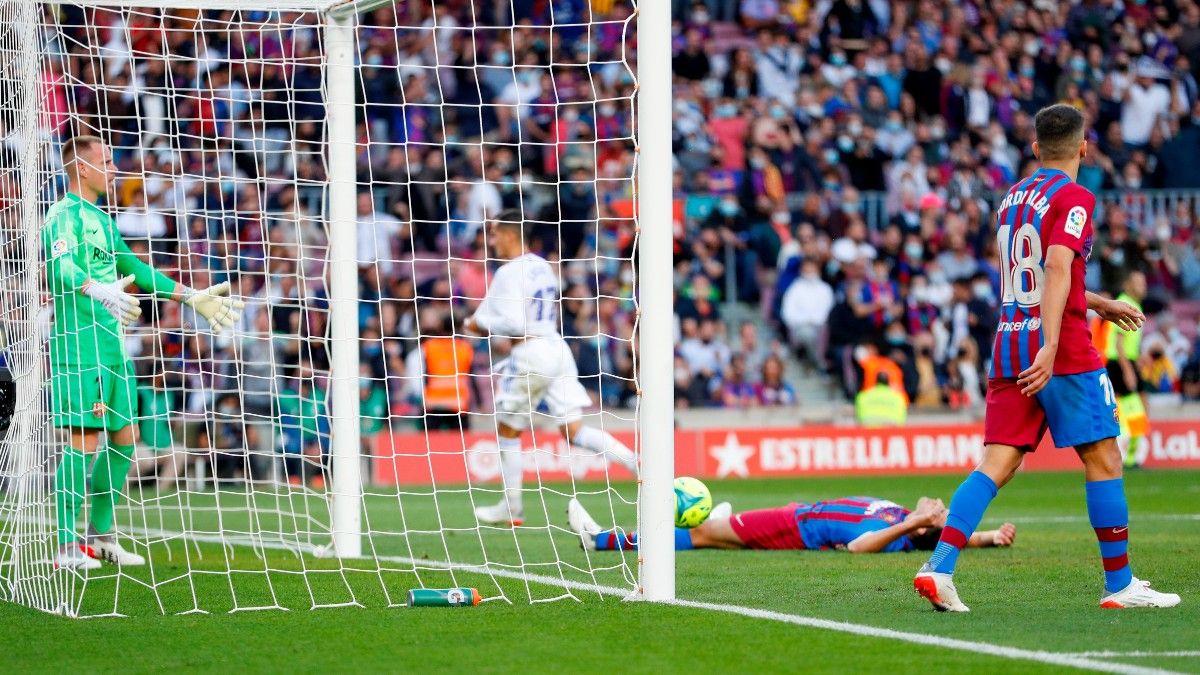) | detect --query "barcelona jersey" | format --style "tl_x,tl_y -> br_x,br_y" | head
793,497 -> 915,552
989,168 -> 1103,379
